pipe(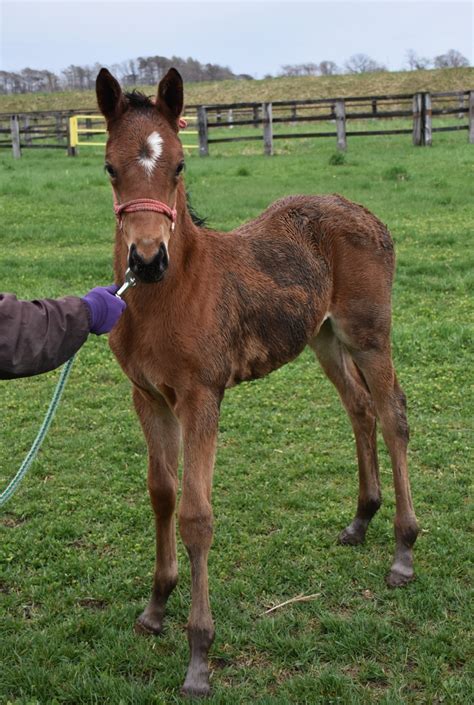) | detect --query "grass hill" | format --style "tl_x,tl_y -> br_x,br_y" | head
0,67 -> 472,114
